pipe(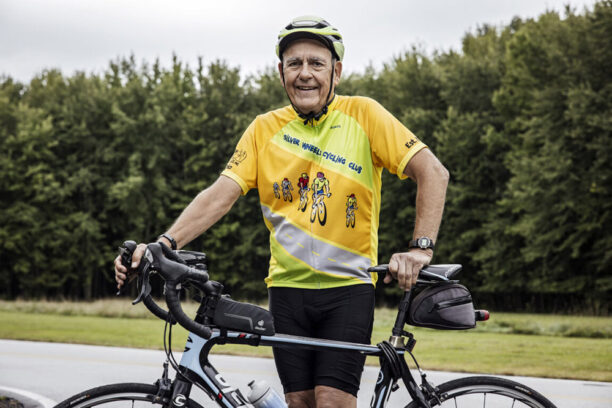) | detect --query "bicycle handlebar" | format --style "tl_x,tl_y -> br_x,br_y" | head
118,241 -> 212,339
